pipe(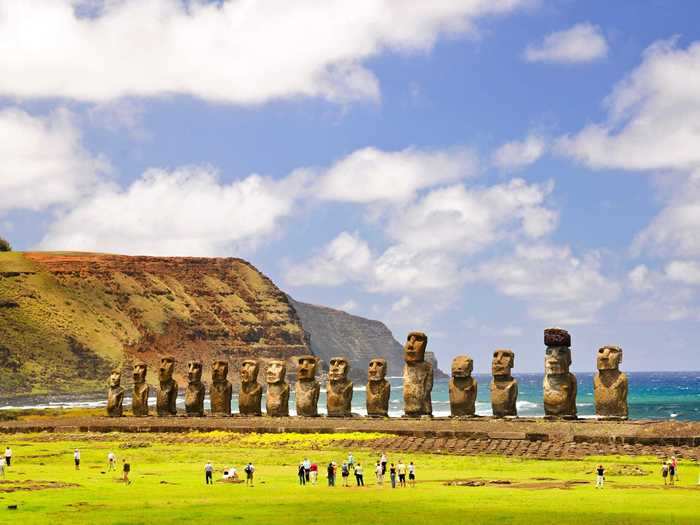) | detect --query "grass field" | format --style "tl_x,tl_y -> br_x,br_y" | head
0,432 -> 698,525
